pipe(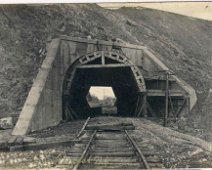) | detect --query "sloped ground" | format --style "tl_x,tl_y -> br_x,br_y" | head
116,7 -> 212,140
0,4 -> 211,140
